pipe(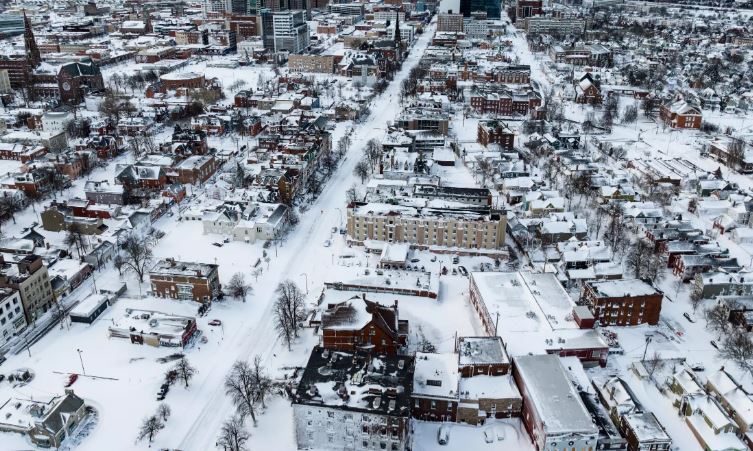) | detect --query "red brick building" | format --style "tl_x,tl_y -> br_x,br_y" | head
457,336 -> 510,377
411,352 -> 459,422
477,121 -> 515,149
149,258 -> 221,303
469,90 -> 541,116
582,279 -> 663,326
321,295 -> 408,355
660,100 -> 702,129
